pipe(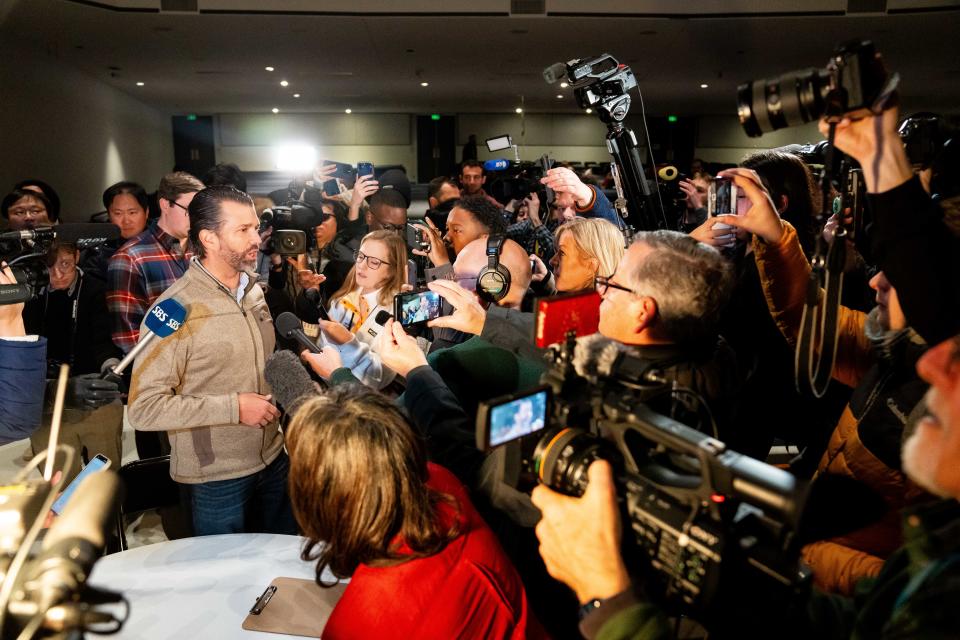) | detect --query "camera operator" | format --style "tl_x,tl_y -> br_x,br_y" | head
2,188 -> 54,231
23,241 -> 124,479
460,160 -> 501,207
717,166 -> 933,593
677,173 -> 712,232
505,190 -> 557,266
292,201 -> 357,325
424,176 -> 462,233
819,106 -> 960,346
13,179 -> 61,224
539,166 -> 623,227
0,262 -> 47,445
533,331 -> 960,639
